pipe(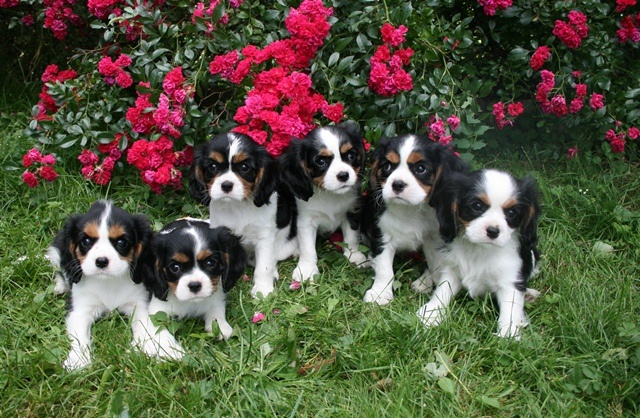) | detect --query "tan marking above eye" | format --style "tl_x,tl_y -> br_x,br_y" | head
108,224 -> 126,240
197,249 -> 213,261
406,151 -> 424,165
340,143 -> 353,154
173,253 -> 189,263
209,151 -> 225,164
83,221 -> 100,239
502,198 -> 518,210
318,149 -> 333,158
385,151 -> 400,164
479,193 -> 491,206
232,151 -> 249,164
